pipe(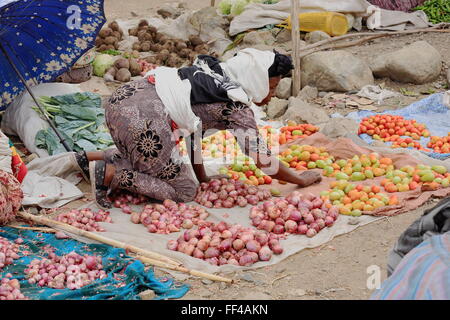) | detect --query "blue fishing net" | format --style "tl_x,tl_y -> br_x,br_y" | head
342,93 -> 450,160
0,227 -> 189,300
